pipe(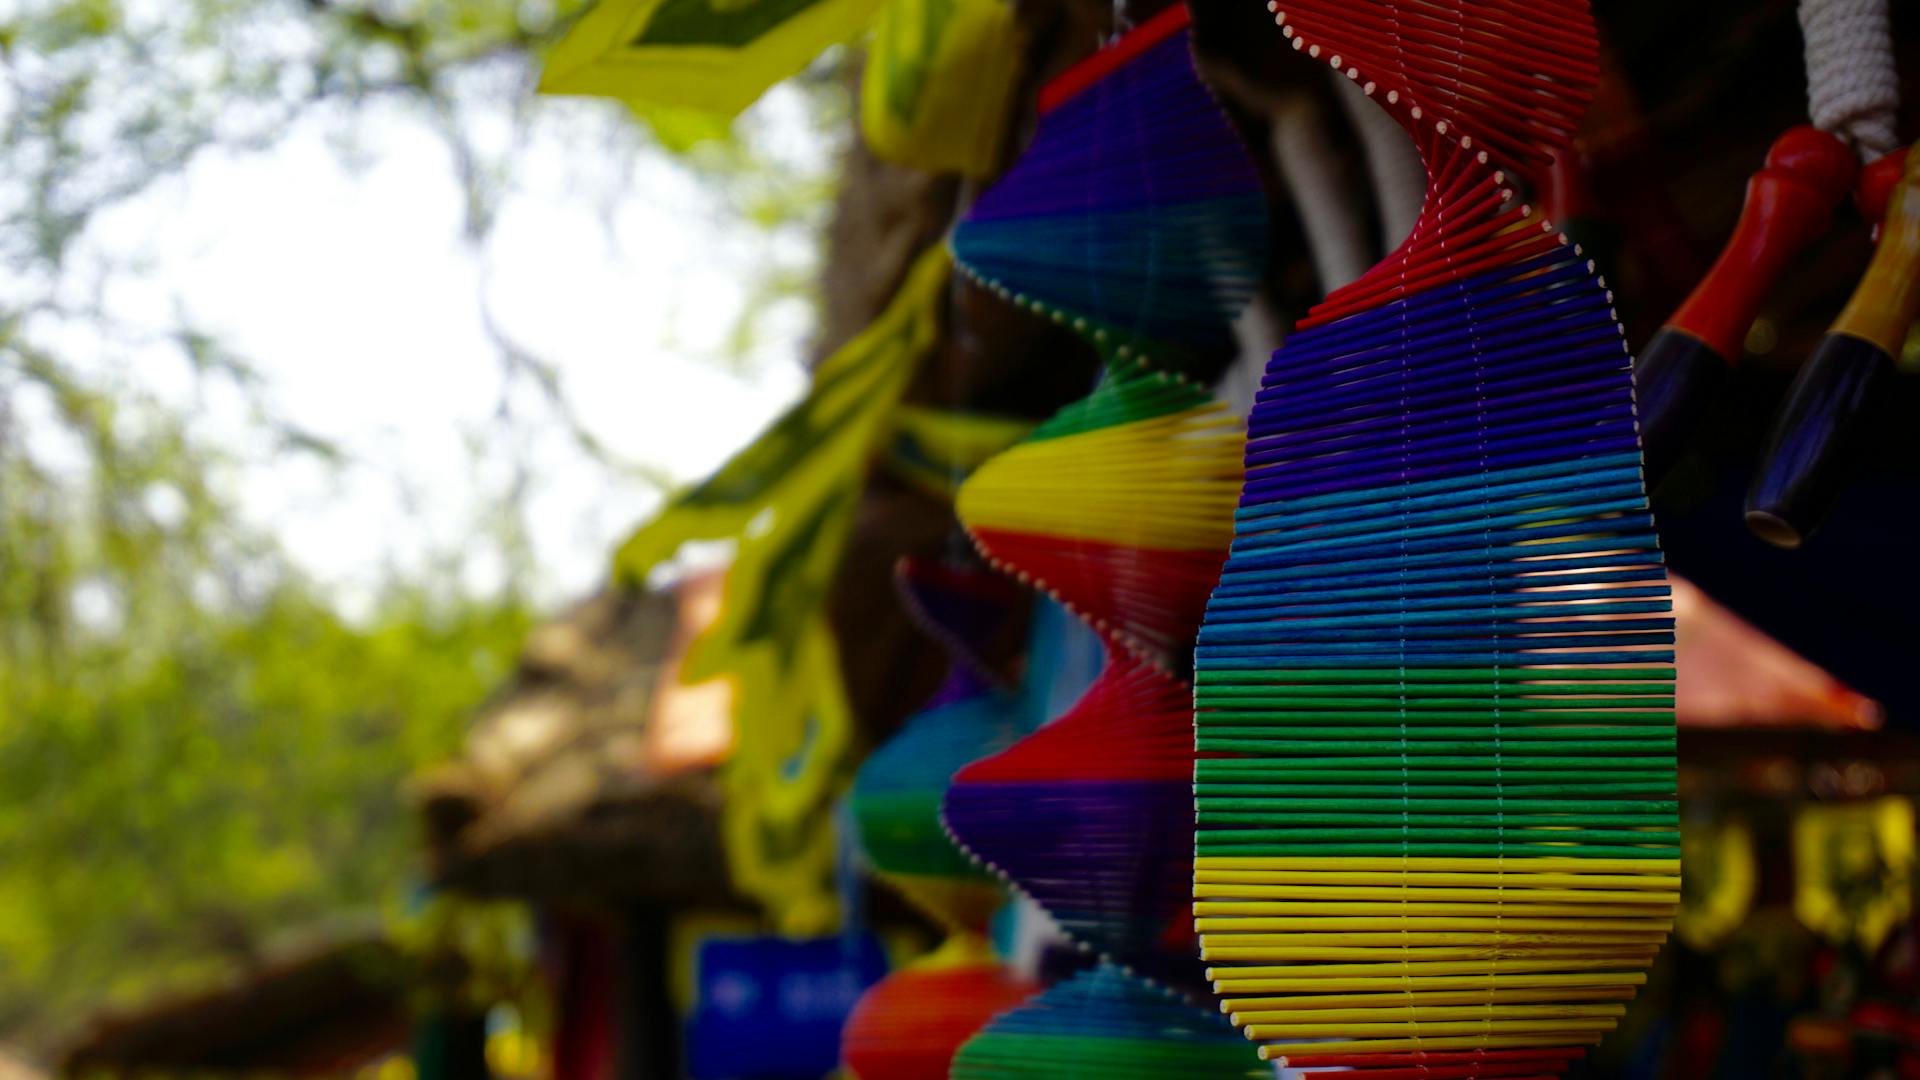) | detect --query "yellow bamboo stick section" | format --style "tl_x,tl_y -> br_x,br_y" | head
1222,986 -> 1638,1011
1198,916 -> 1672,933
1204,945 -> 1663,962
957,408 -> 1241,550
1195,856 -> 1681,874
1214,971 -> 1648,995
1245,1017 -> 1619,1039
1235,1003 -> 1626,1025
1256,1033 -> 1606,1061
1212,958 -> 1653,979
